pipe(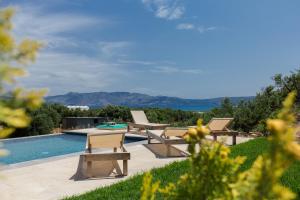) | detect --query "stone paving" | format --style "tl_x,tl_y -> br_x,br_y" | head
0,136 -> 252,200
